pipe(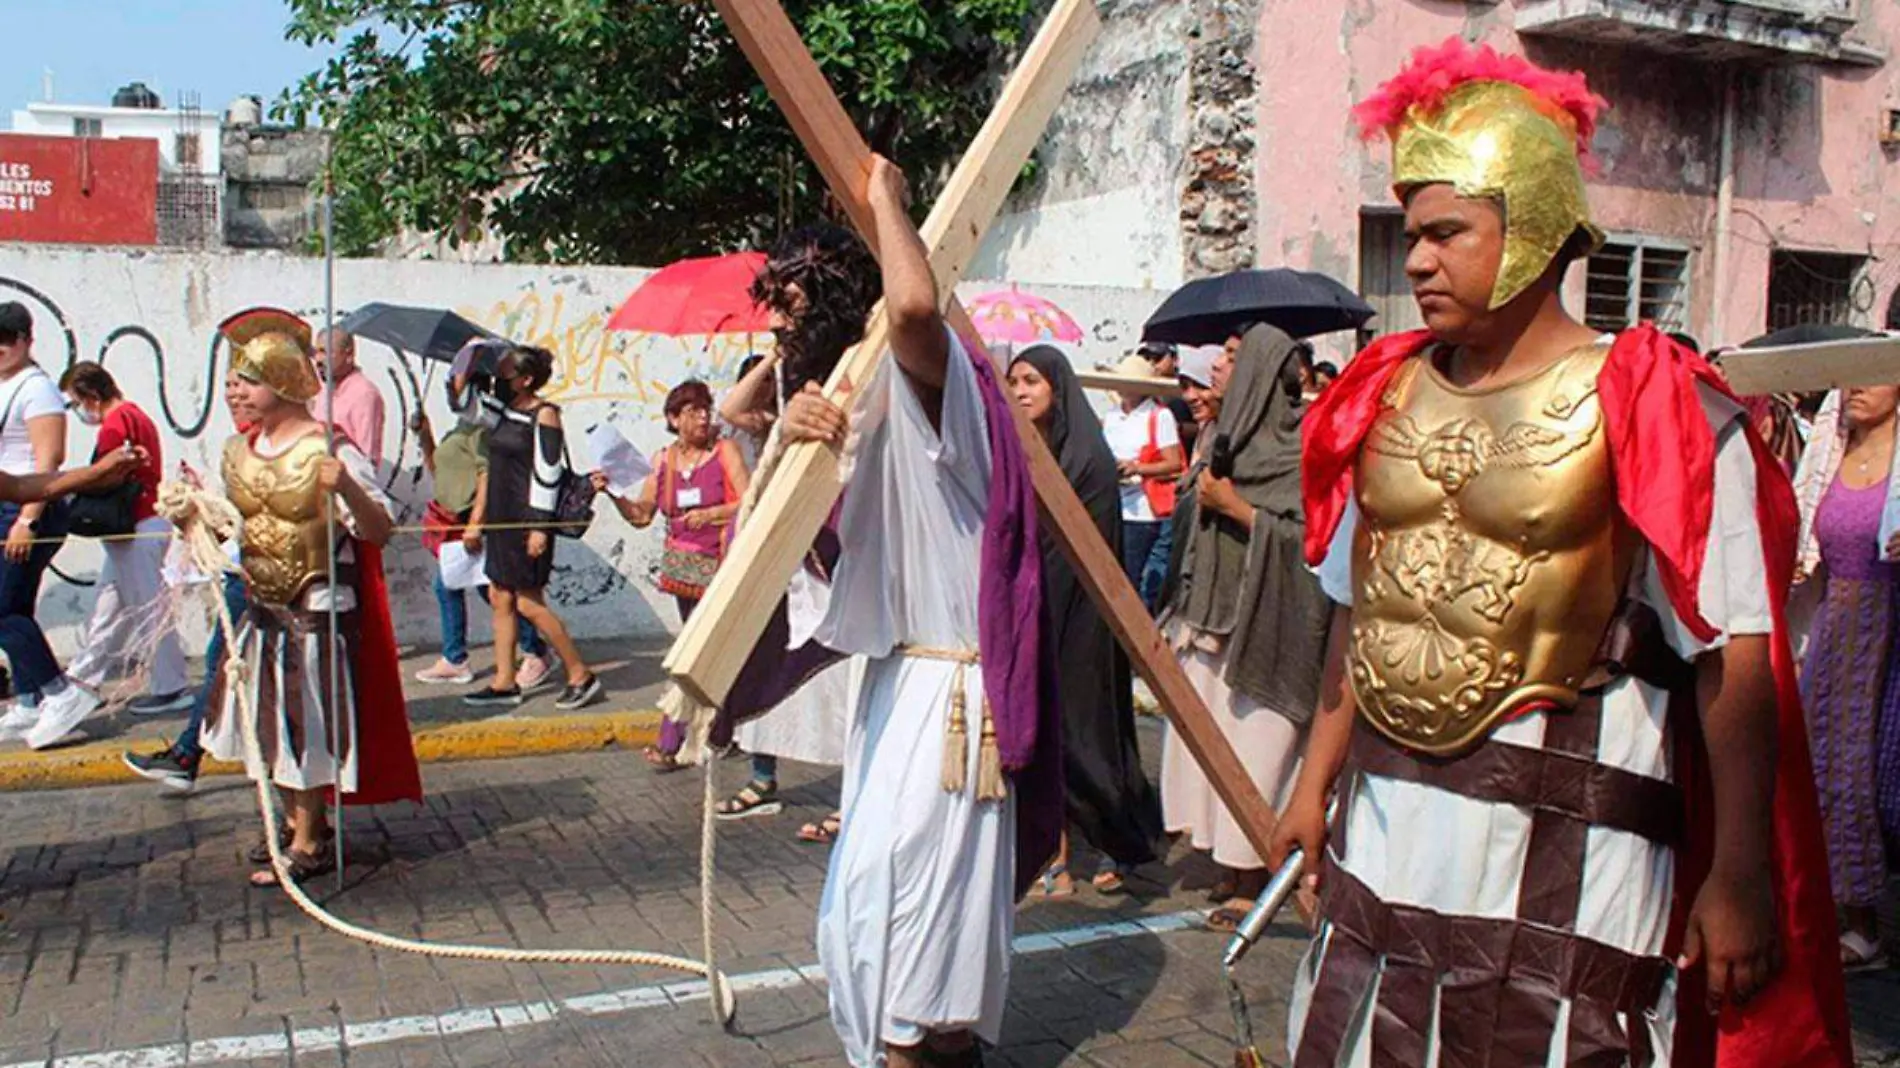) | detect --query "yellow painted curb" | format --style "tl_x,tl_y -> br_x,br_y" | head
0,709 -> 663,793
